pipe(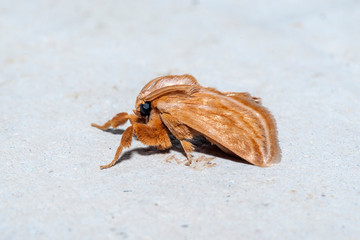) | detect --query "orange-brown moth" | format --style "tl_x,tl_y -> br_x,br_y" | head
92,74 -> 281,169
